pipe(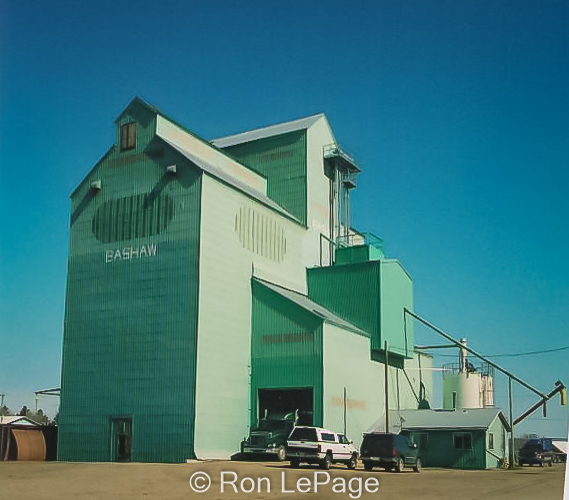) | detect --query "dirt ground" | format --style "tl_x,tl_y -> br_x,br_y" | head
1,460 -> 566,500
